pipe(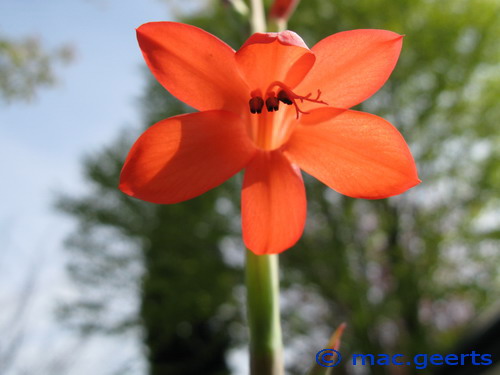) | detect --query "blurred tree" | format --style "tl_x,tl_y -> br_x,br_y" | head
58,1 -> 500,375
0,35 -> 73,103
280,0 -> 500,373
